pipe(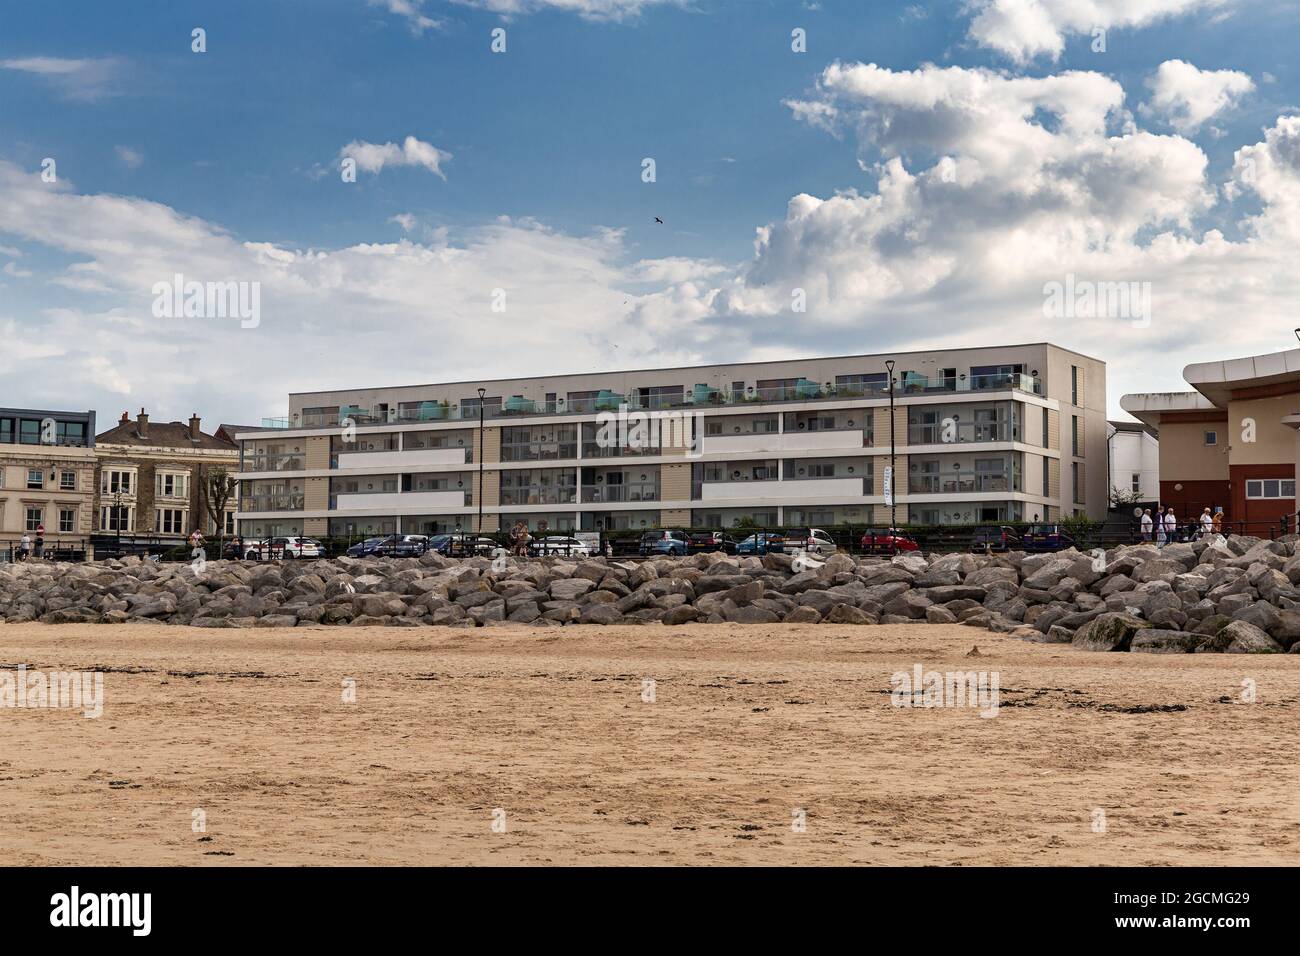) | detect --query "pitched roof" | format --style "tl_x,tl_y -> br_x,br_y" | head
96,418 -> 237,451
